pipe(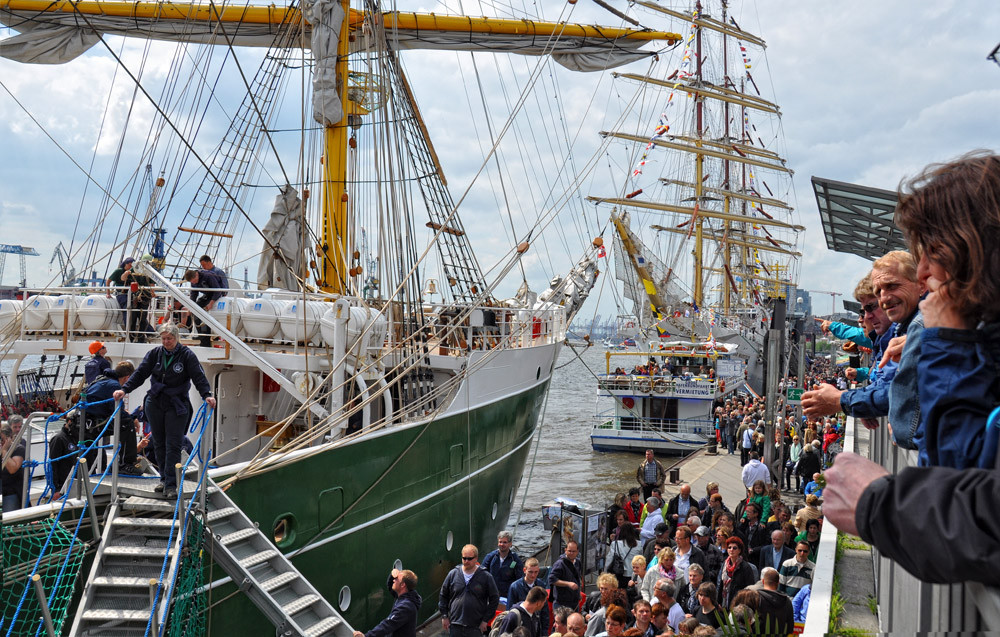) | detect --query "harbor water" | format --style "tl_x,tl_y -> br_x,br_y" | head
508,343 -> 659,553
